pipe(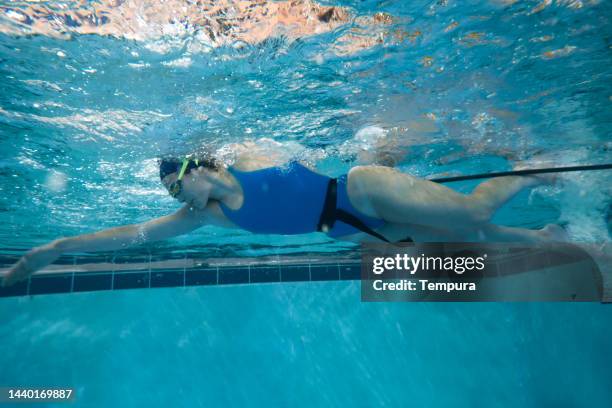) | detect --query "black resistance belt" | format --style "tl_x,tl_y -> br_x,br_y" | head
317,179 -> 412,243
